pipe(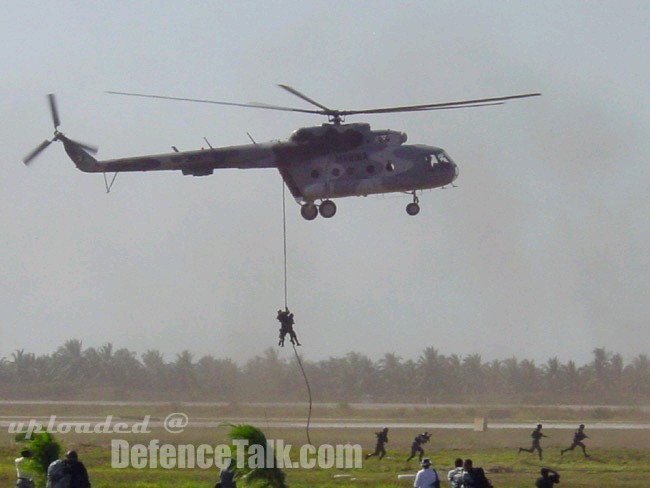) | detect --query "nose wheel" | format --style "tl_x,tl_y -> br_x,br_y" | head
406,194 -> 420,216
